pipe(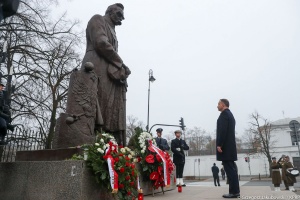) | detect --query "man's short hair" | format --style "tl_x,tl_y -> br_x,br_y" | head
105,3 -> 124,15
220,99 -> 229,107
